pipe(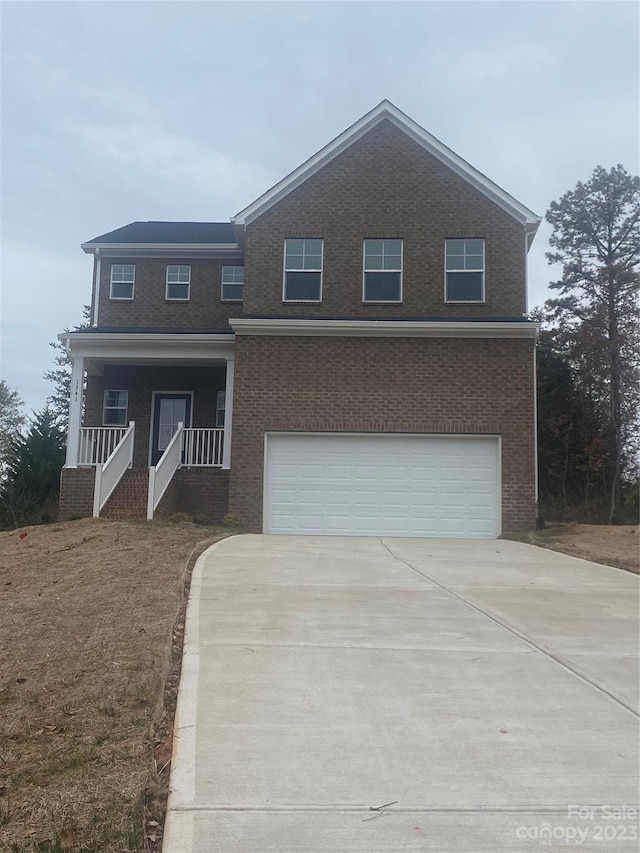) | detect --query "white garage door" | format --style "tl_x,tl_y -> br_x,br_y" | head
264,433 -> 500,538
